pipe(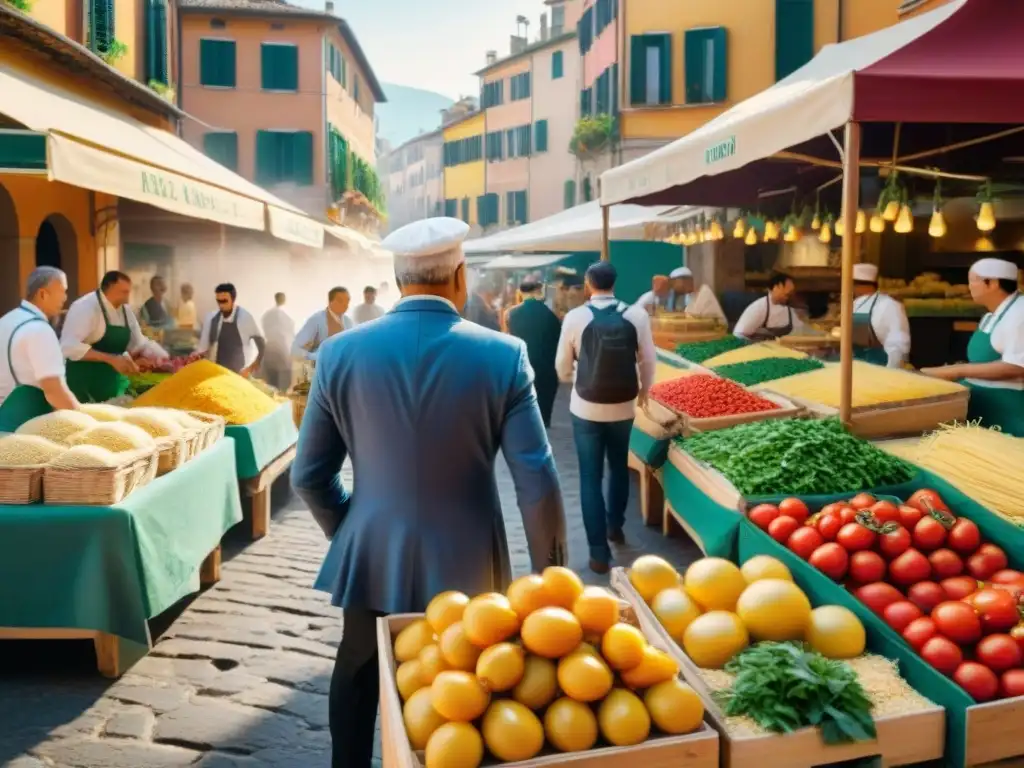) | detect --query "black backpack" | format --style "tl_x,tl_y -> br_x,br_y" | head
574,302 -> 640,404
